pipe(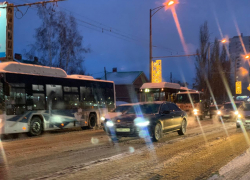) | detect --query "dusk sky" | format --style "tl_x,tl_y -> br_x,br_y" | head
12,0 -> 250,87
